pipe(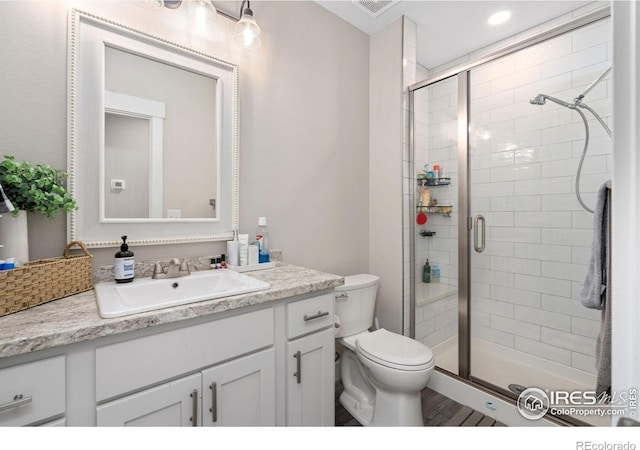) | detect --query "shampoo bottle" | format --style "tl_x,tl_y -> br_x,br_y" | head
422,258 -> 431,283
422,188 -> 431,207
432,263 -> 440,283
114,235 -> 134,283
